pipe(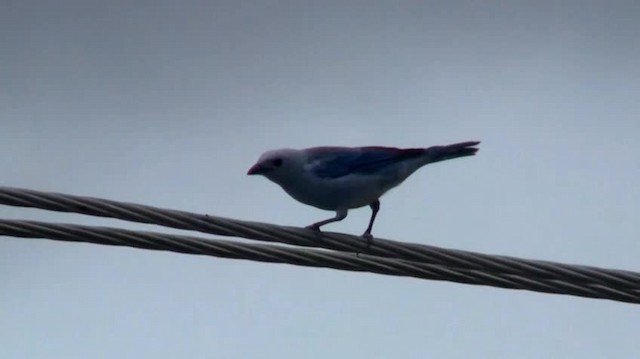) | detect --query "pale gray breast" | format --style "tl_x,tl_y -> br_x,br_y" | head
280,172 -> 390,210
